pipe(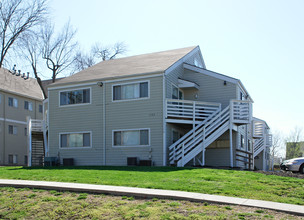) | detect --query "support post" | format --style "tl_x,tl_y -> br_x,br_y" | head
182,143 -> 185,167
229,102 -> 234,168
193,101 -> 196,128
